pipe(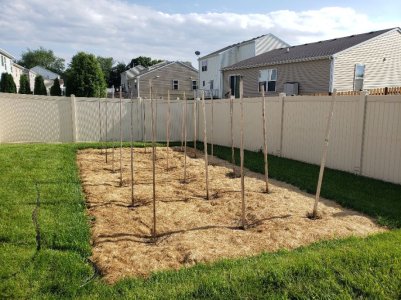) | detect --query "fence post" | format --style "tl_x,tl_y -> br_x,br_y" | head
353,91 -> 369,175
70,94 -> 77,142
278,93 -> 286,157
